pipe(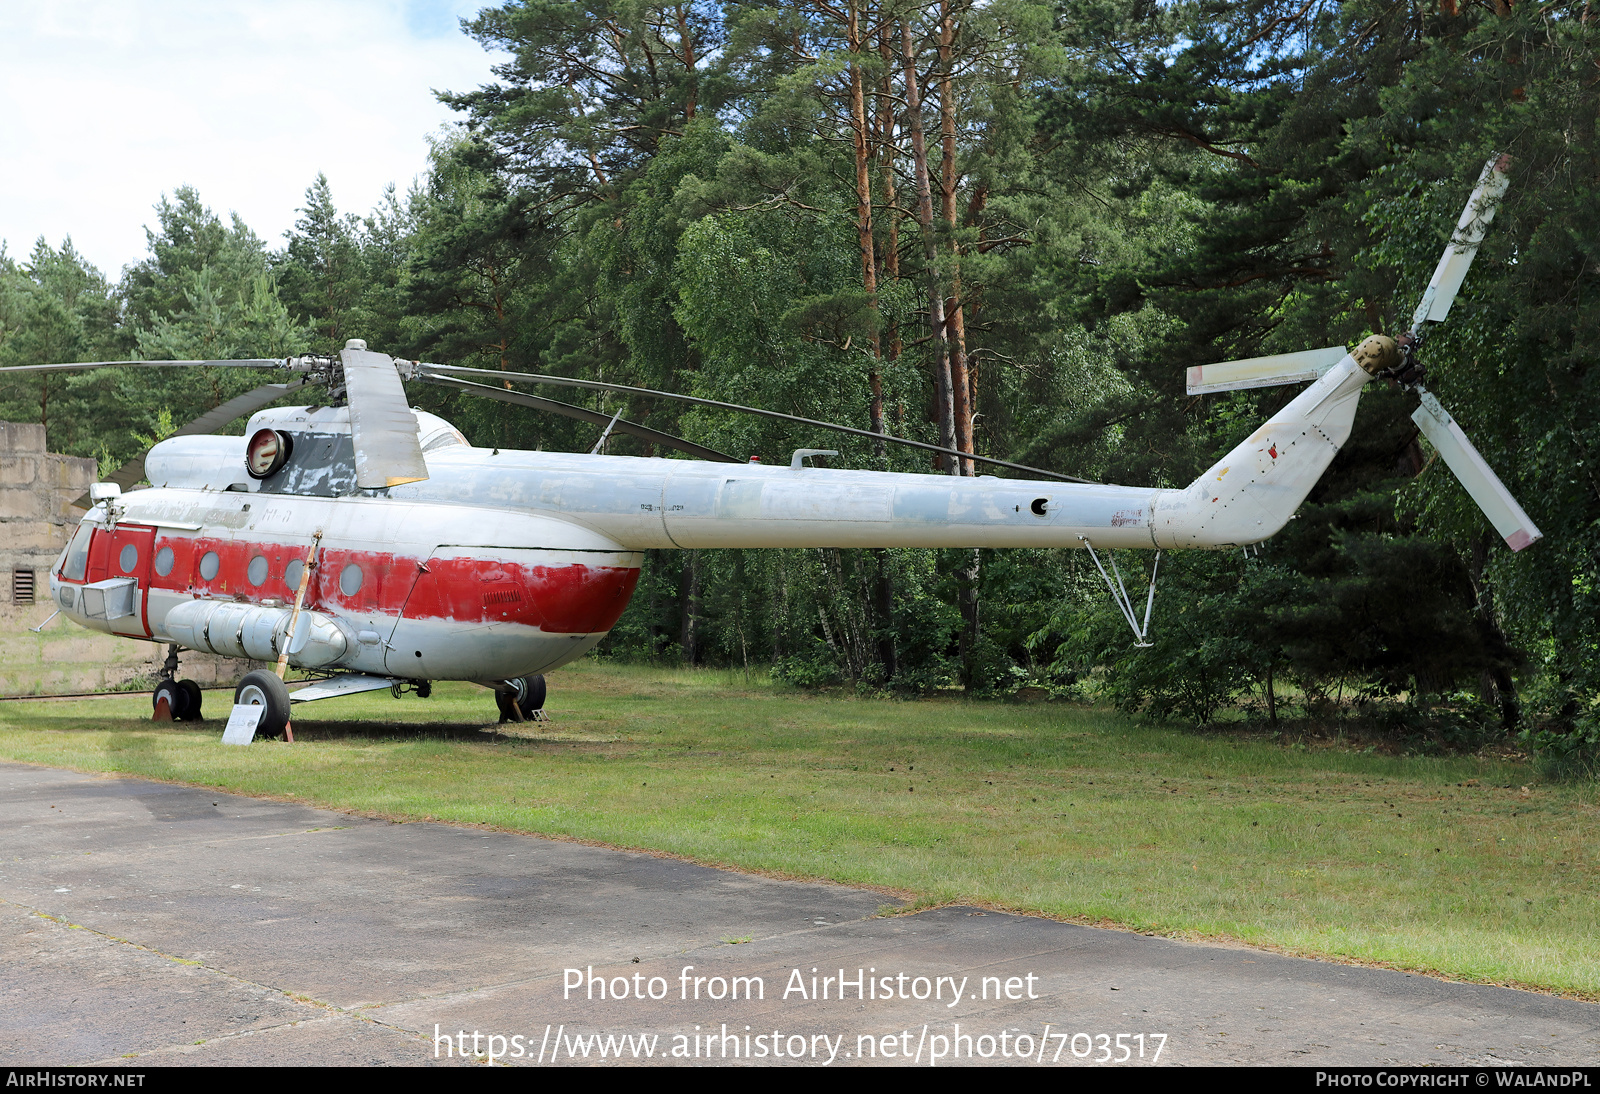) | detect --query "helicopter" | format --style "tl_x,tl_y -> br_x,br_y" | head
6,157 -> 1539,739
